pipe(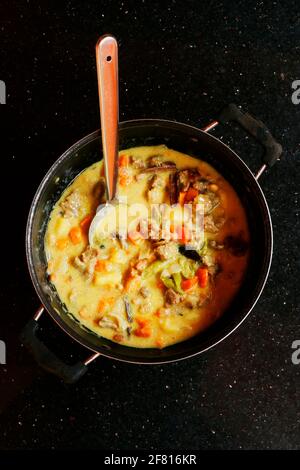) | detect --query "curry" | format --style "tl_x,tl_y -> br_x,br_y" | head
45,145 -> 249,348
